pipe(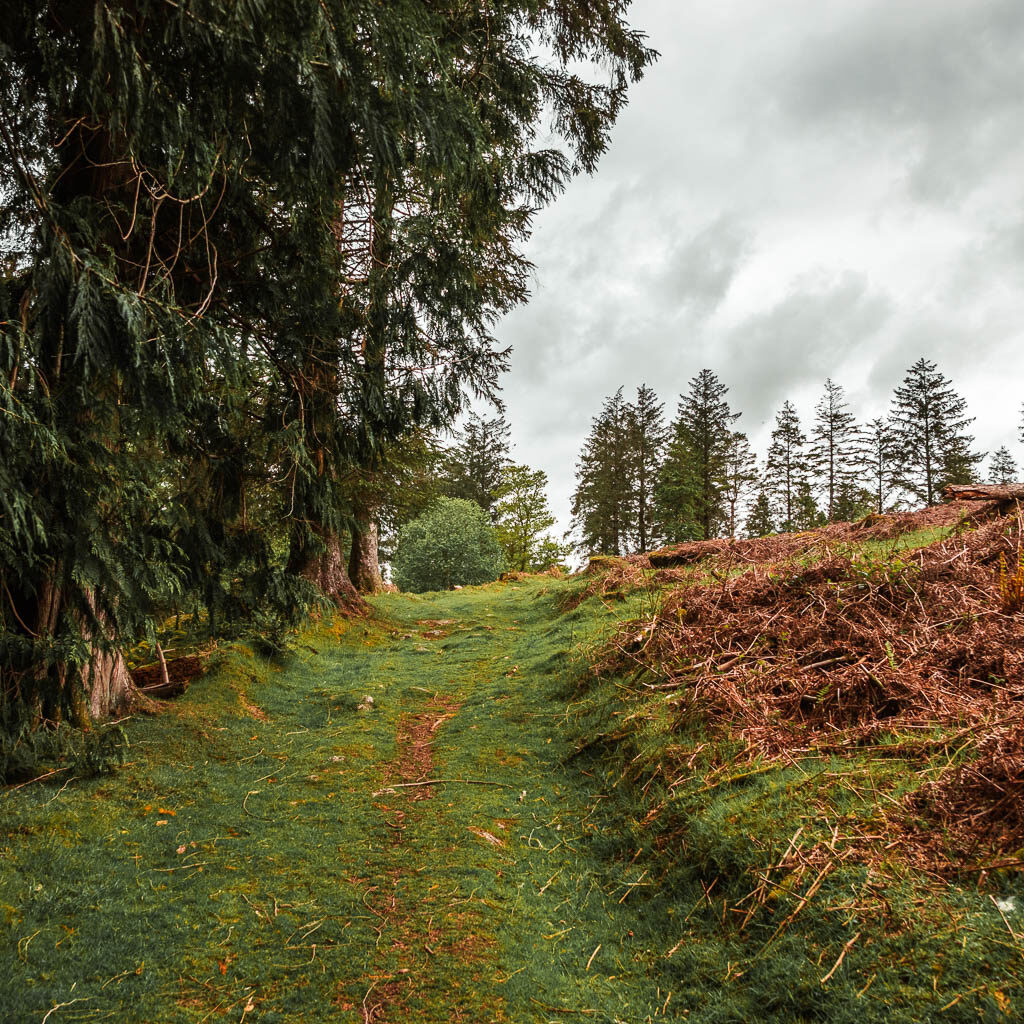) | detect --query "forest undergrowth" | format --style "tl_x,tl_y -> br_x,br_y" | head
1,502 -> 1023,1022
